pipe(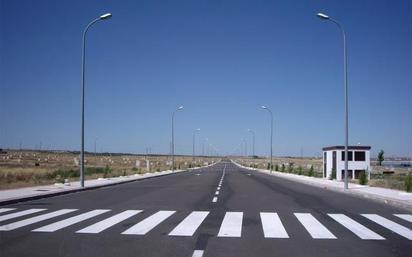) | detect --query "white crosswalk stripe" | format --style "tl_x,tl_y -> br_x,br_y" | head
0,209 -> 77,231
1,208 -> 411,240
394,214 -> 412,223
122,210 -> 176,235
260,212 -> 289,238
0,209 -> 46,223
217,212 -> 243,237
191,250 -> 204,257
169,211 -> 209,236
76,210 -> 142,234
294,213 -> 336,239
328,214 -> 384,240
362,214 -> 412,240
0,208 -> 16,214
33,209 -> 110,232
